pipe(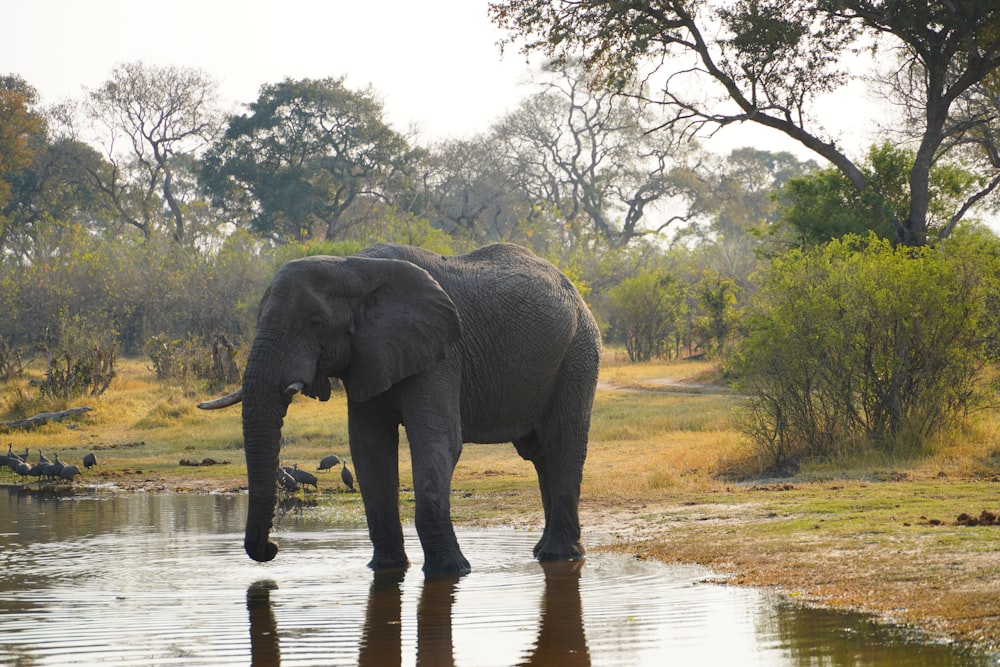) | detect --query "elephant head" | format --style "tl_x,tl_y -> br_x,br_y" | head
200,255 -> 461,562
